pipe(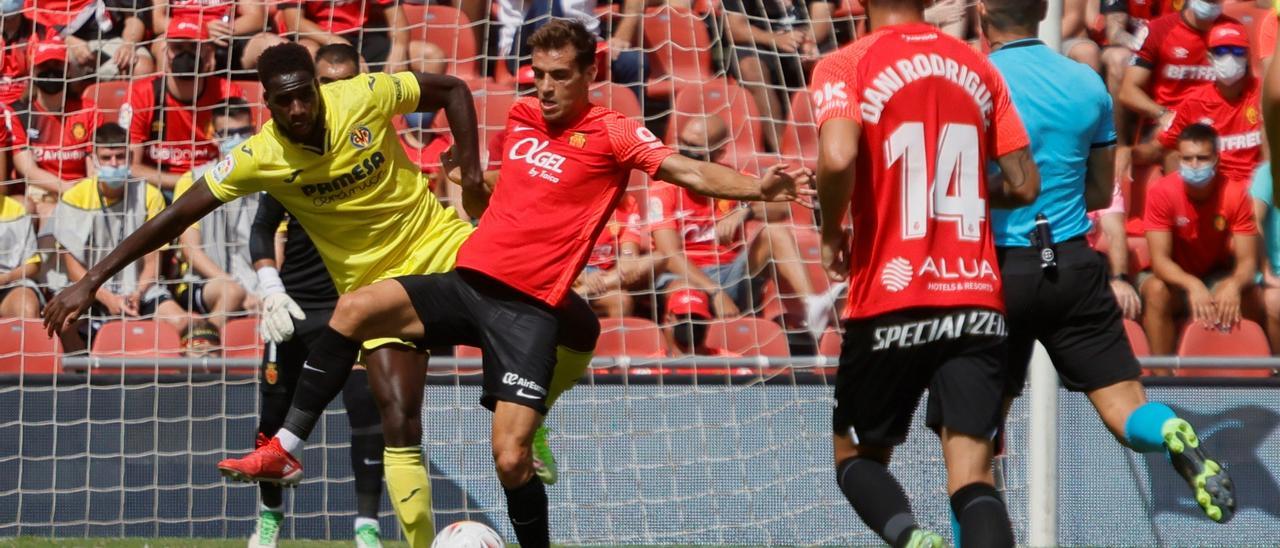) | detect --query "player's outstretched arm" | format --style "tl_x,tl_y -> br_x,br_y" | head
439,145 -> 498,218
989,147 -> 1041,209
816,118 -> 858,282
41,178 -> 222,336
655,154 -> 816,204
414,73 -> 485,207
